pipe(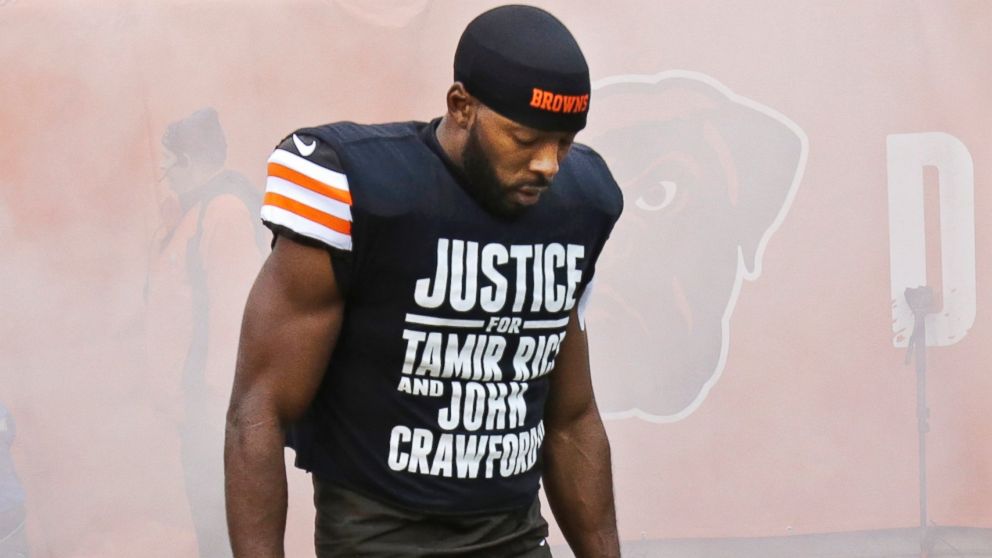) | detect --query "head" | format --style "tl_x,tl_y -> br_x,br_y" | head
448,87 -> 575,219
439,5 -> 590,219
159,107 -> 227,195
